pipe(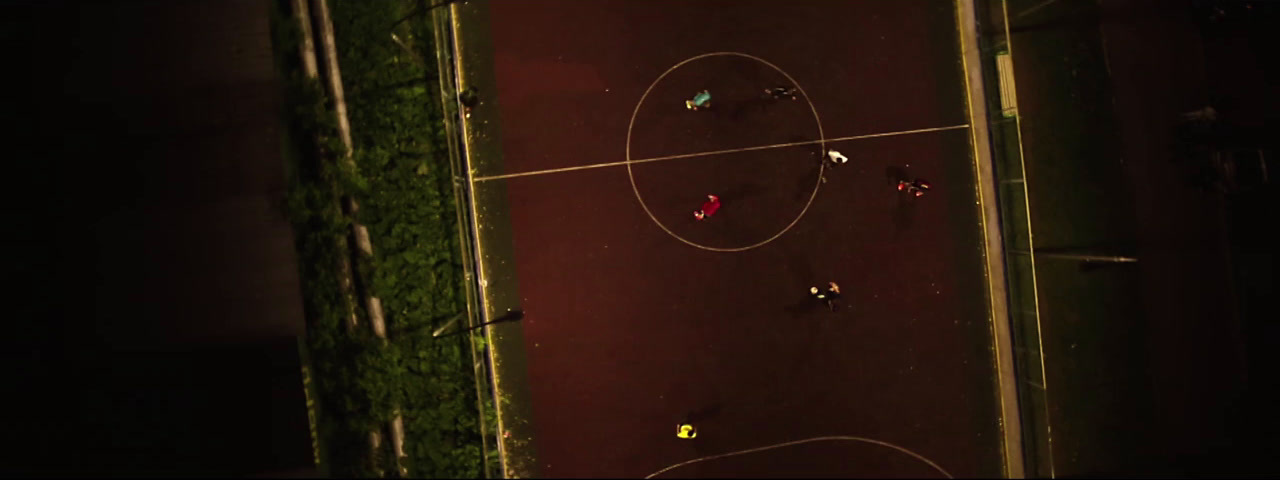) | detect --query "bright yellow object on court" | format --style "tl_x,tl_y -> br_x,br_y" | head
677,424 -> 697,439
